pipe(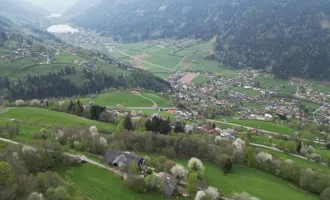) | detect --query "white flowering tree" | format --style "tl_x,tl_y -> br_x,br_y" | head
89,126 -> 98,136
30,99 -> 41,106
307,145 -> 315,154
205,186 -> 220,200
22,145 -> 38,155
15,100 -> 25,107
188,157 -> 205,175
100,136 -> 108,147
233,192 -> 260,200
255,151 -> 273,163
170,164 -> 188,181
233,138 -> 246,150
195,190 -> 206,200
55,129 -> 64,141
27,192 -> 44,200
